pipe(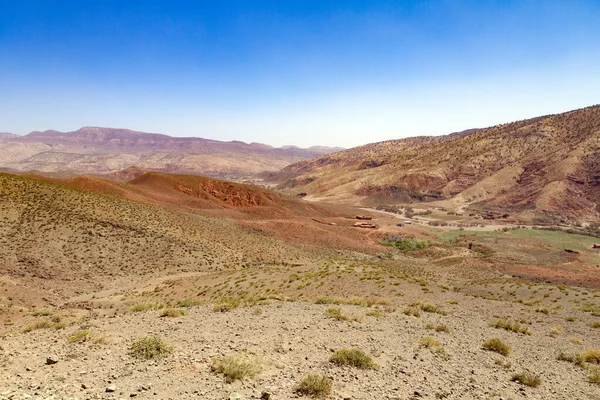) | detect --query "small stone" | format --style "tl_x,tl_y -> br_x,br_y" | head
229,392 -> 243,400
260,392 -> 271,399
46,355 -> 59,365
106,385 -> 117,393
